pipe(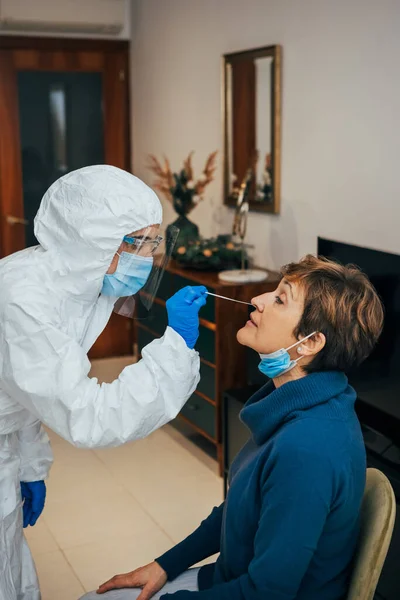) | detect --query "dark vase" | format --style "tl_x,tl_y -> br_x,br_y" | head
167,214 -> 199,249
